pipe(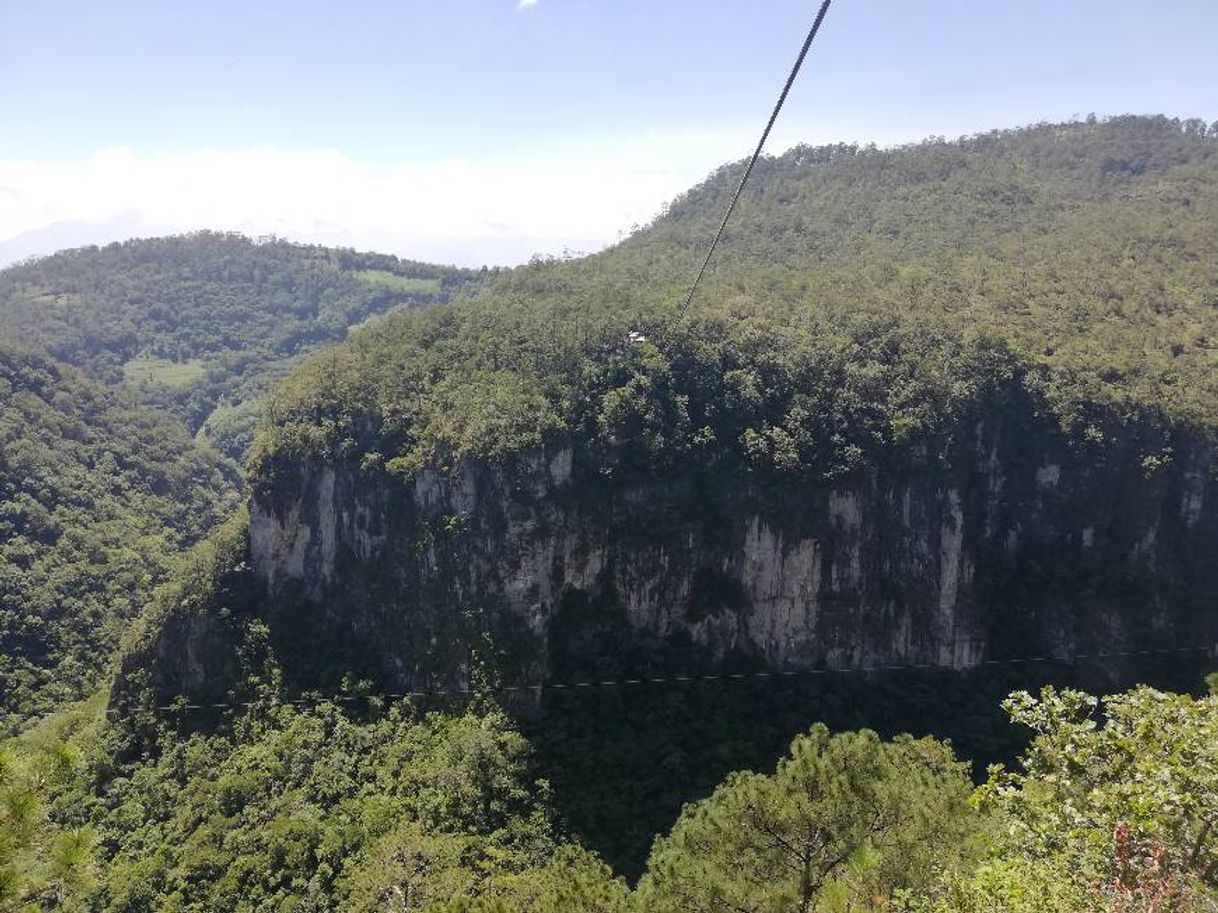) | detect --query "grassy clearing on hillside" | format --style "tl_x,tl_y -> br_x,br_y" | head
353,269 -> 443,295
123,355 -> 207,387
15,289 -> 71,308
